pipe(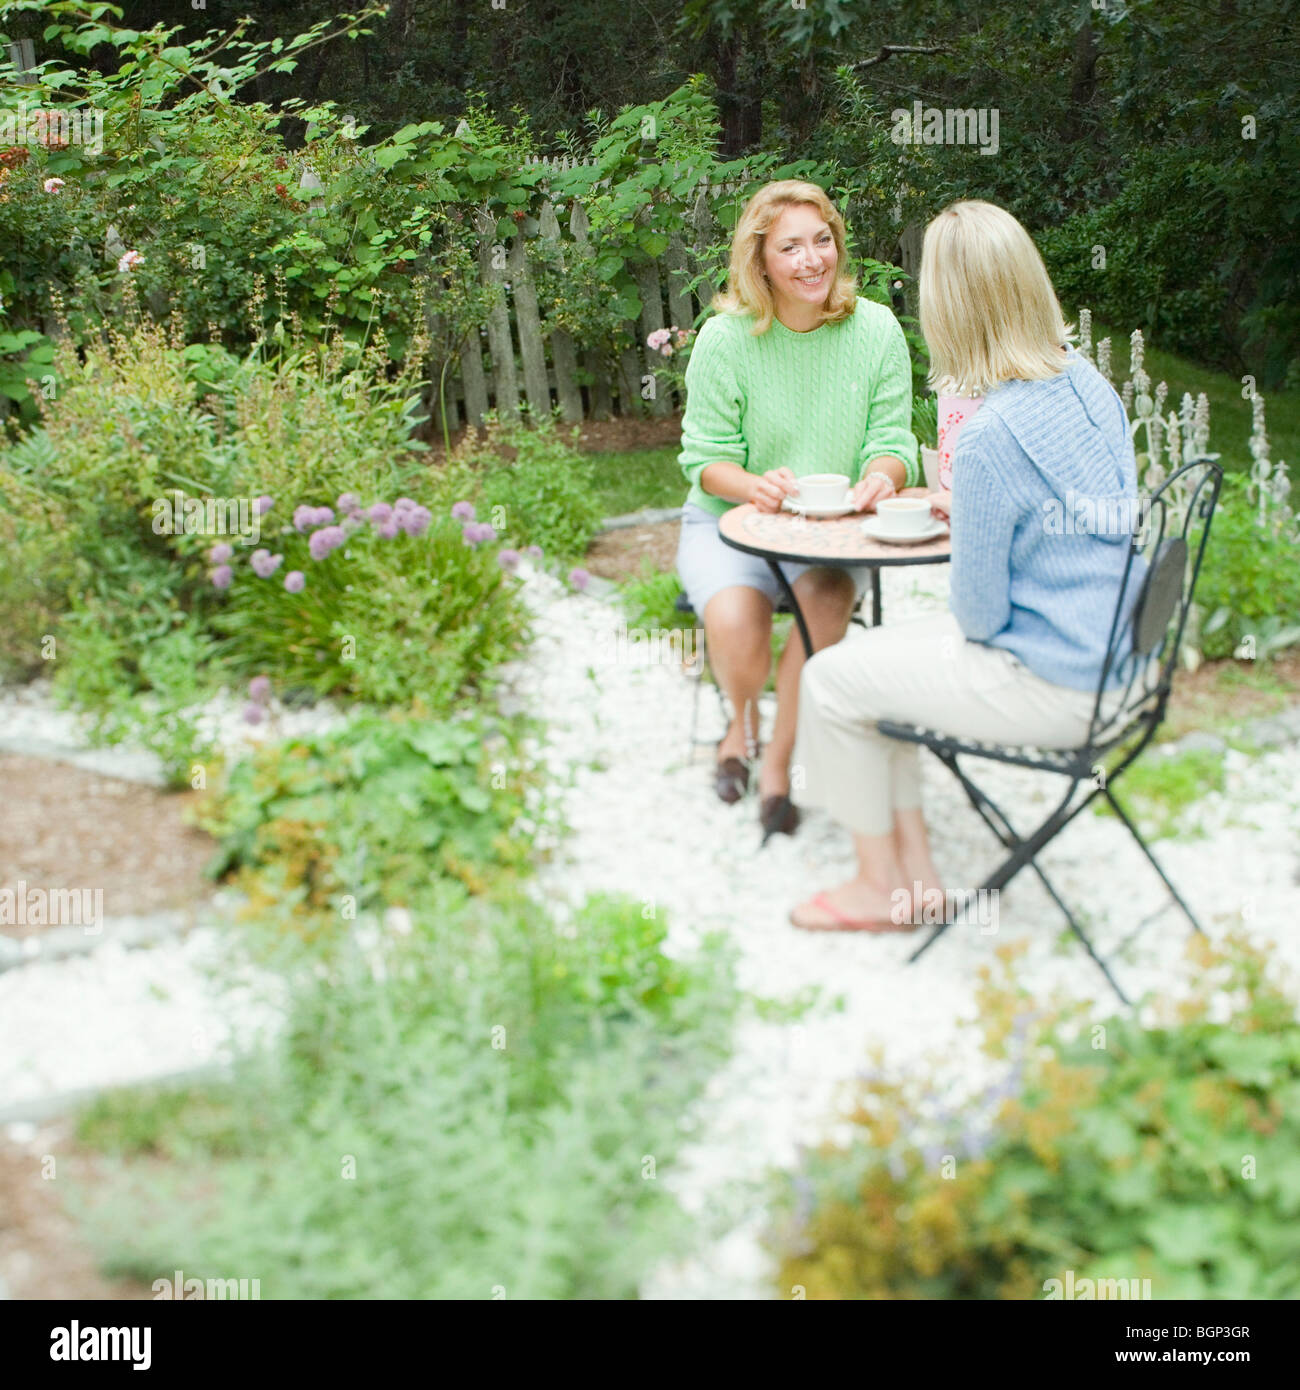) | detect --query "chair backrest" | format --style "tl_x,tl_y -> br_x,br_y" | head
1085,458 -> 1223,750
